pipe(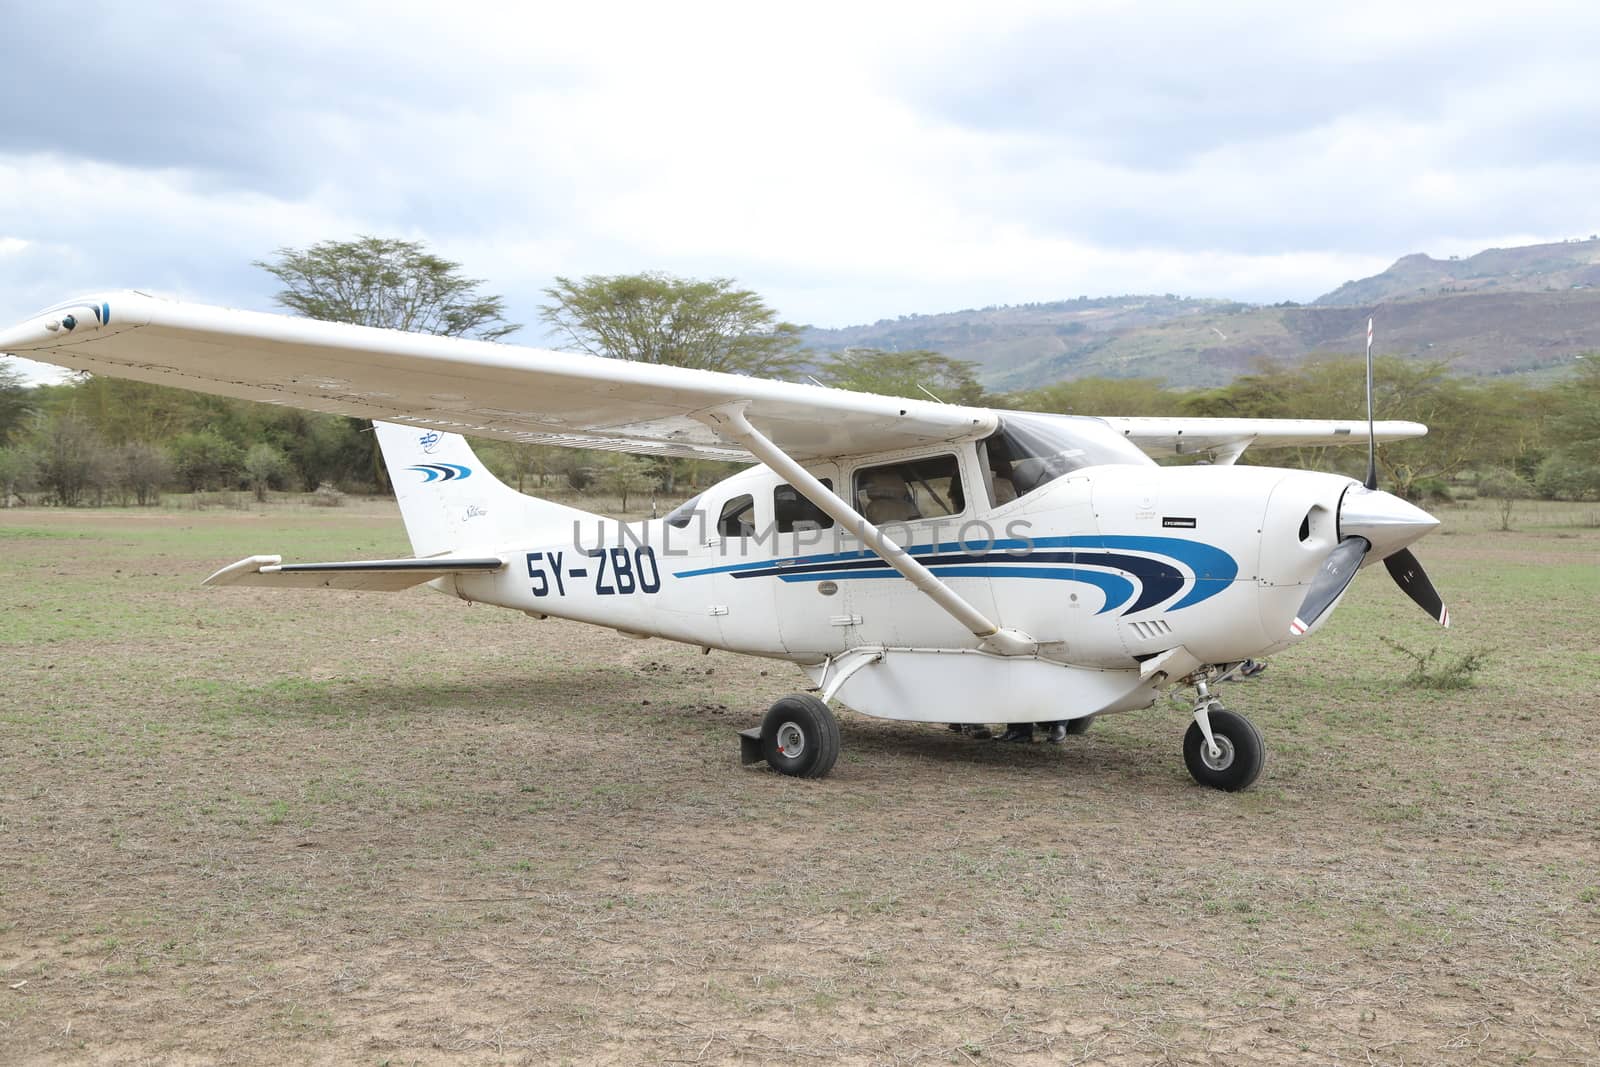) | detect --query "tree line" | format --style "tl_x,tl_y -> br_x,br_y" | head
2,236 -> 1596,508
